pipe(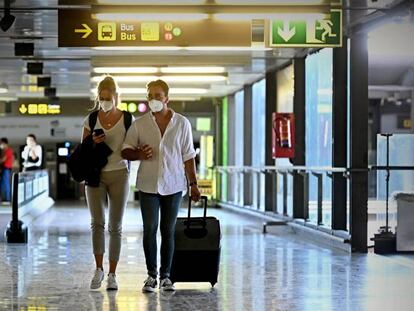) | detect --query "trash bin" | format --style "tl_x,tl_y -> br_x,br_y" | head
393,192 -> 414,251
